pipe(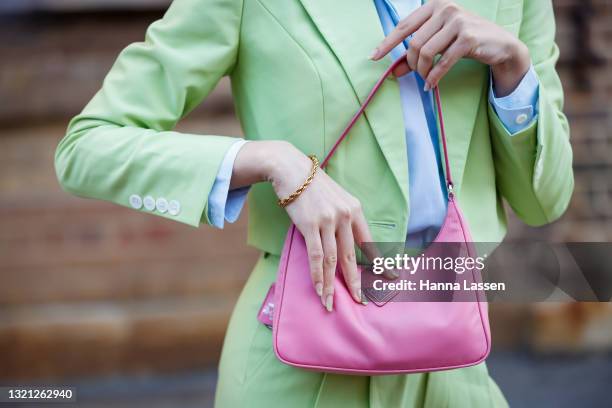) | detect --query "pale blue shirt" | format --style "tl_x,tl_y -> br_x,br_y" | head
207,0 -> 539,232
206,139 -> 249,227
